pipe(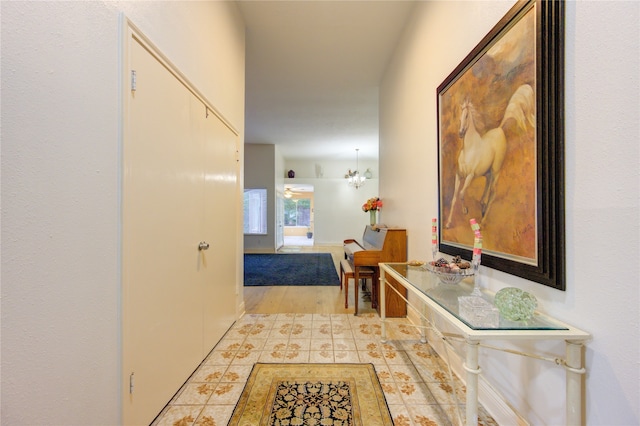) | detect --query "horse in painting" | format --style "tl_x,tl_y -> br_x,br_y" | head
445,84 -> 535,229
